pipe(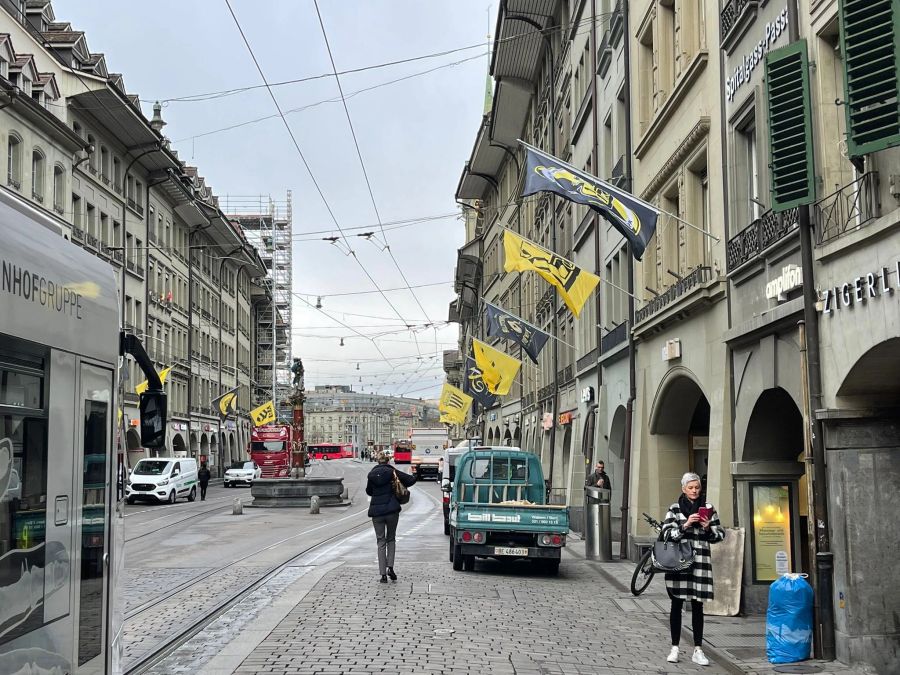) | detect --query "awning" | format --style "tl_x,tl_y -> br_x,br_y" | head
491,0 -> 558,82
455,116 -> 508,201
